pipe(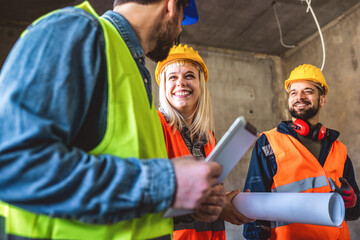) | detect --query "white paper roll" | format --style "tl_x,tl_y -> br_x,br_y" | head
232,192 -> 344,227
